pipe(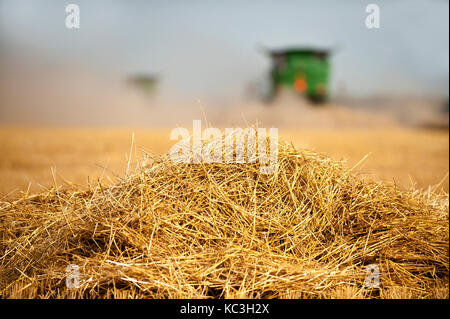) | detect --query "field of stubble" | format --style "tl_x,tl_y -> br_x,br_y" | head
0,128 -> 448,198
